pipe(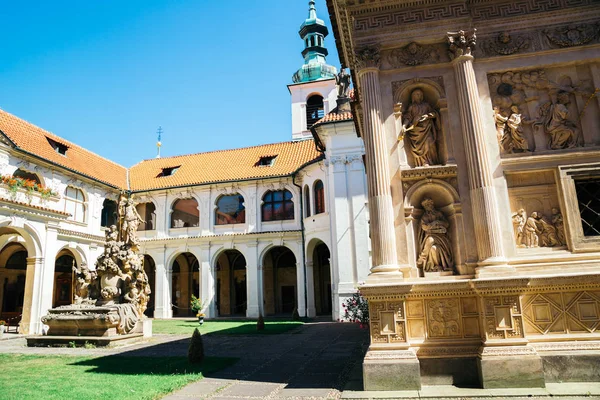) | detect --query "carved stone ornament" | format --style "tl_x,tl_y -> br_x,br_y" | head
388,42 -> 439,67
483,32 -> 530,56
533,92 -> 580,150
417,198 -> 454,273
512,209 -> 566,248
544,23 -> 600,48
355,45 -> 381,70
401,89 -> 441,167
447,29 -> 476,59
